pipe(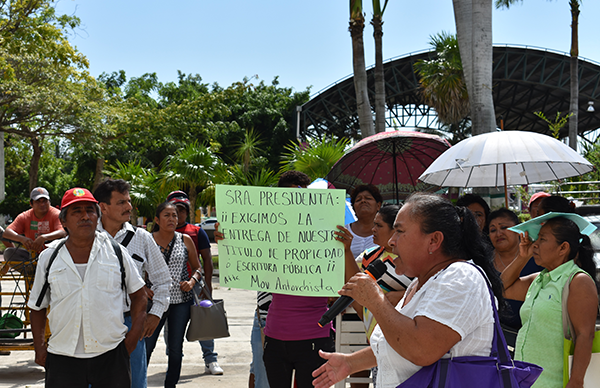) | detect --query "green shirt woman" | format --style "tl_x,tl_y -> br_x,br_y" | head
503,213 -> 598,388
